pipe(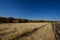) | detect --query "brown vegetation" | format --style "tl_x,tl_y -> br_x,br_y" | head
0,23 -> 56,40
